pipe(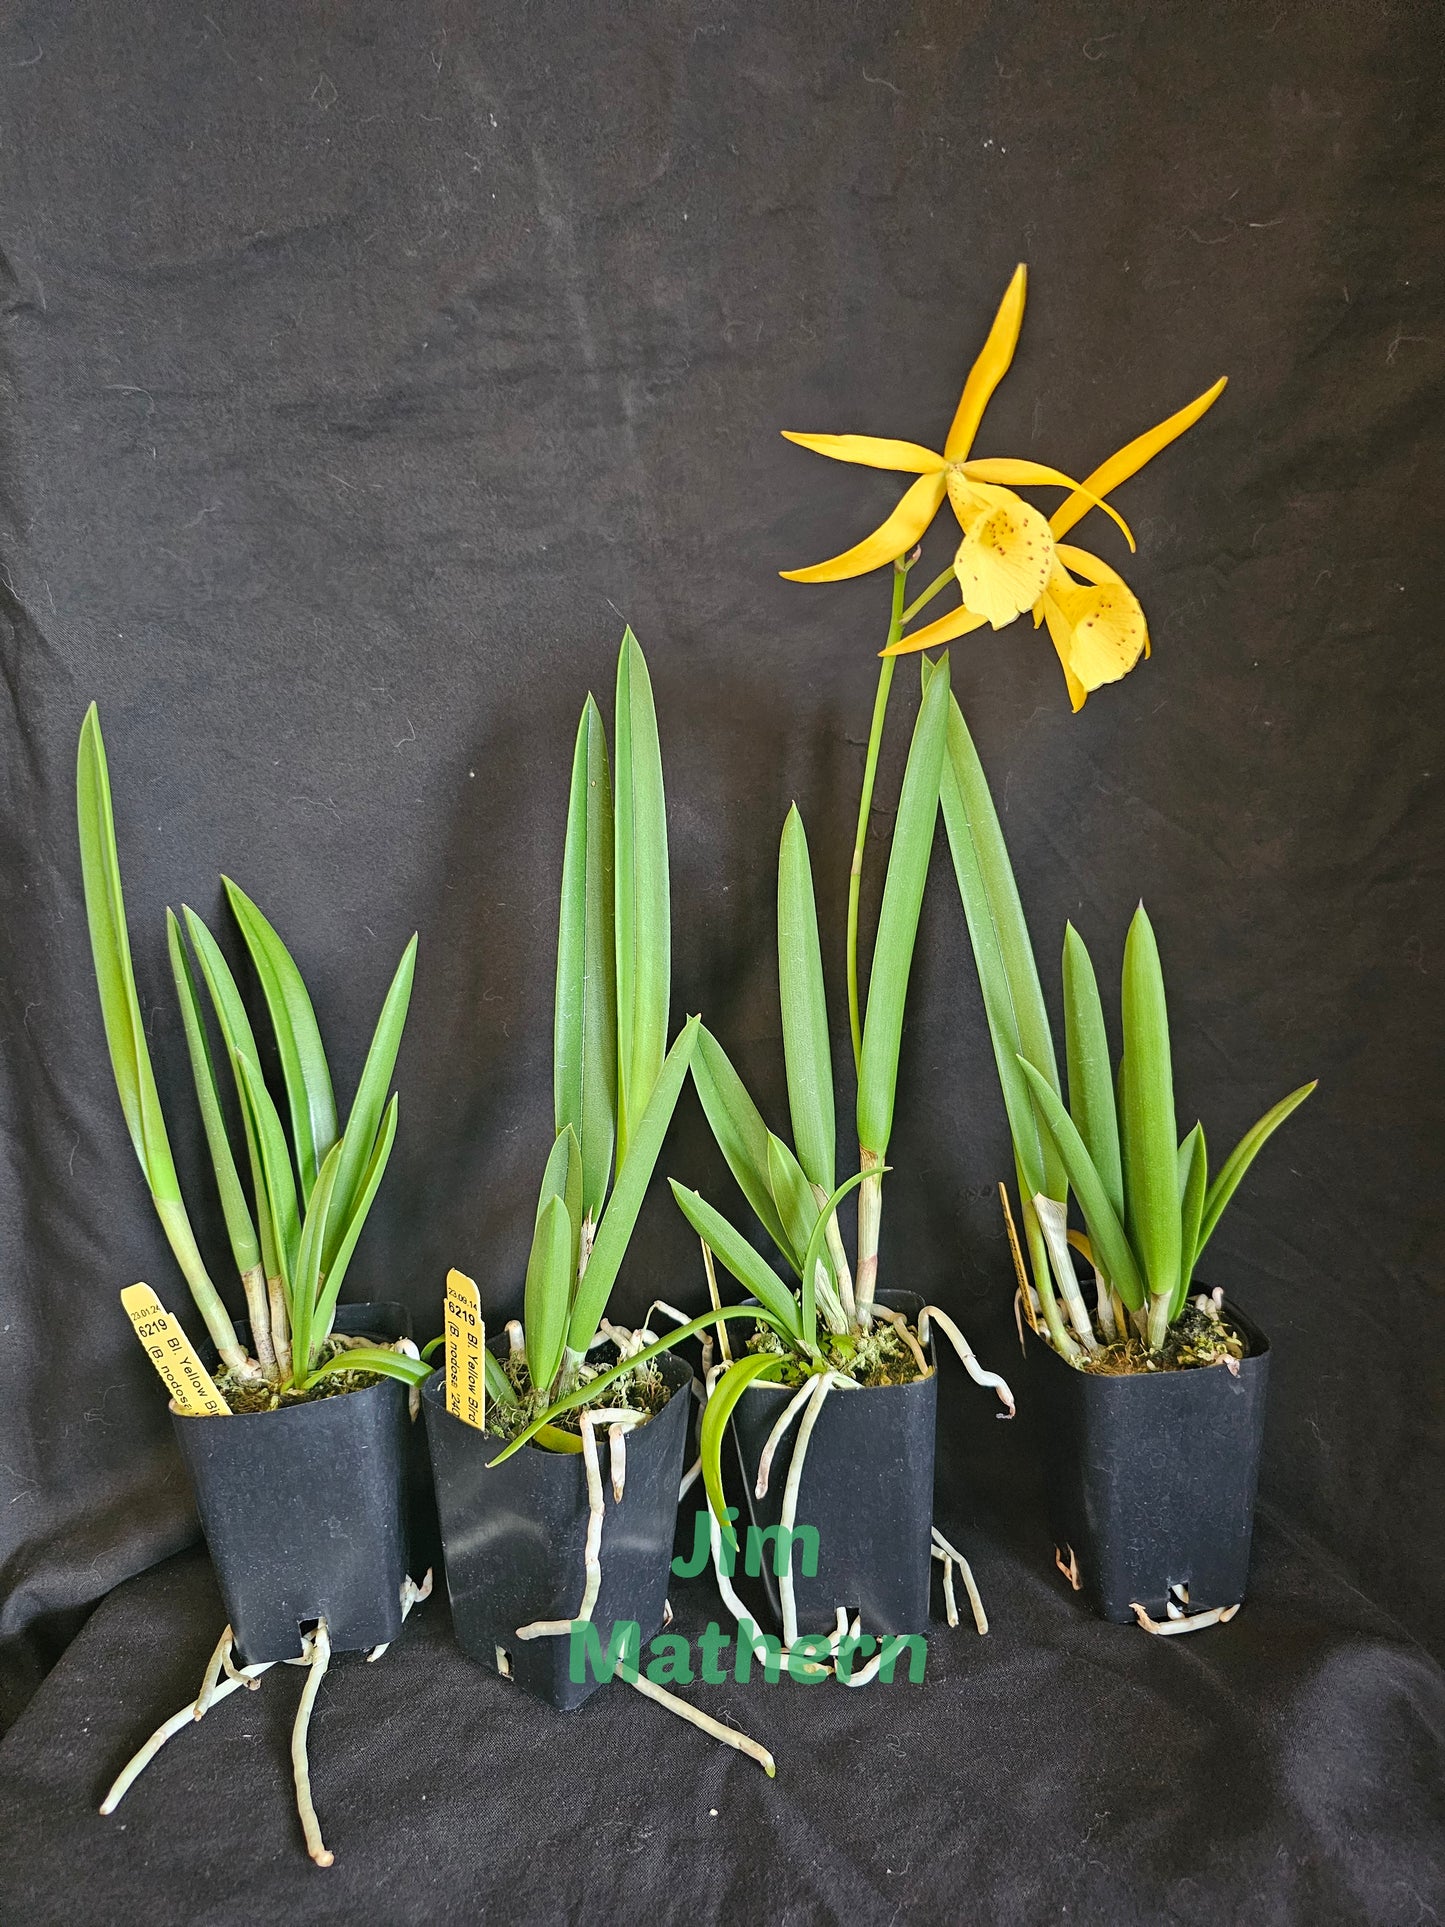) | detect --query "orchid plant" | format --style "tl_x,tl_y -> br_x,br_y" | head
933,677 -> 1315,1365
77,704 -> 428,1405
465,631 -> 724,1445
